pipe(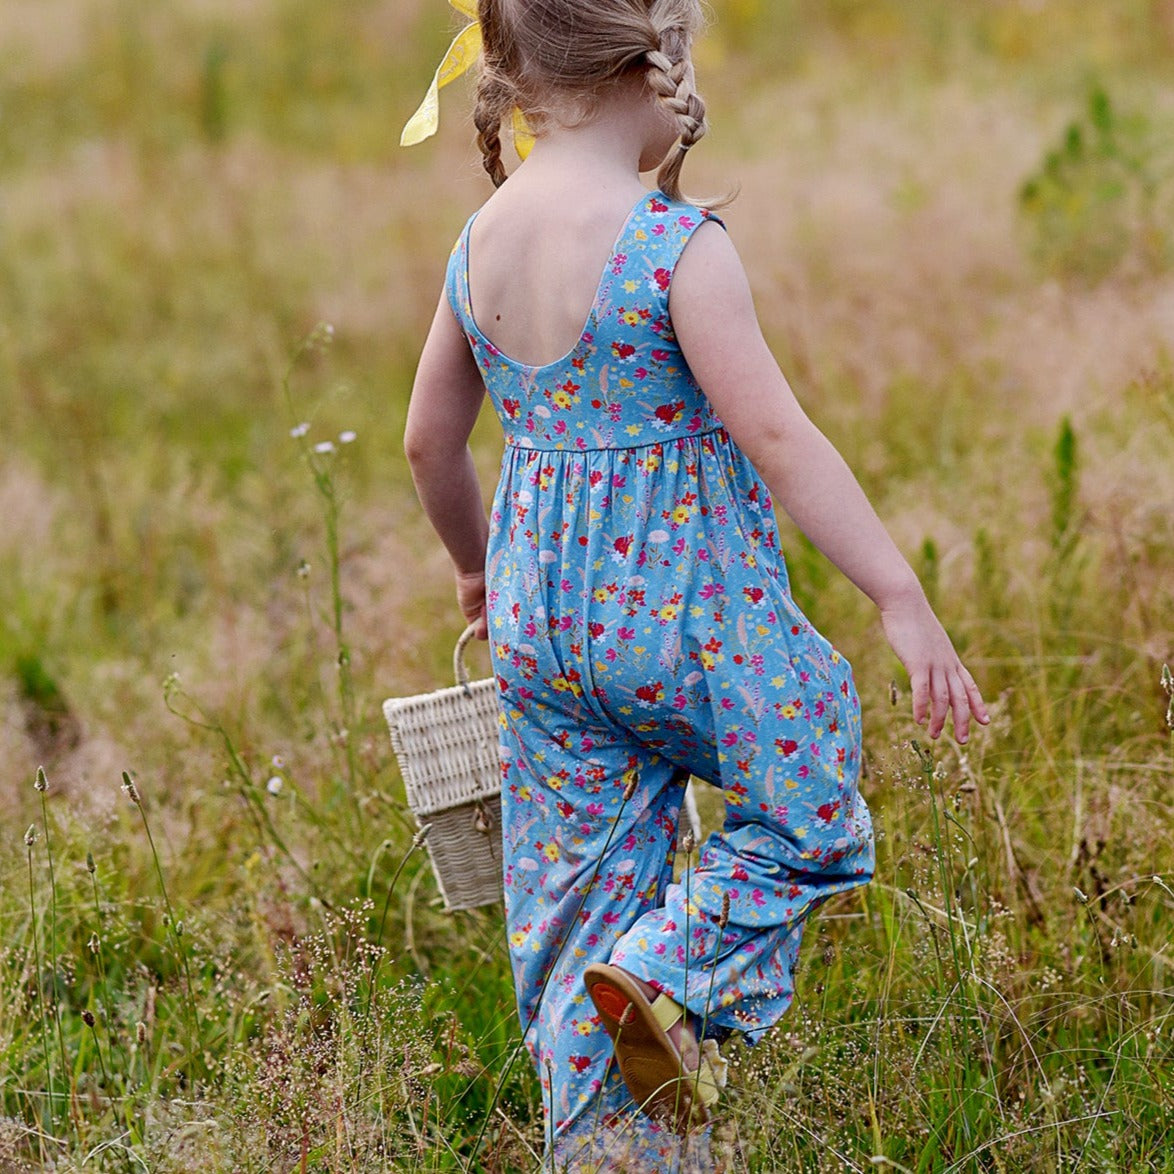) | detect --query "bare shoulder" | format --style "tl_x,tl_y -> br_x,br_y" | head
670,217 -> 761,355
